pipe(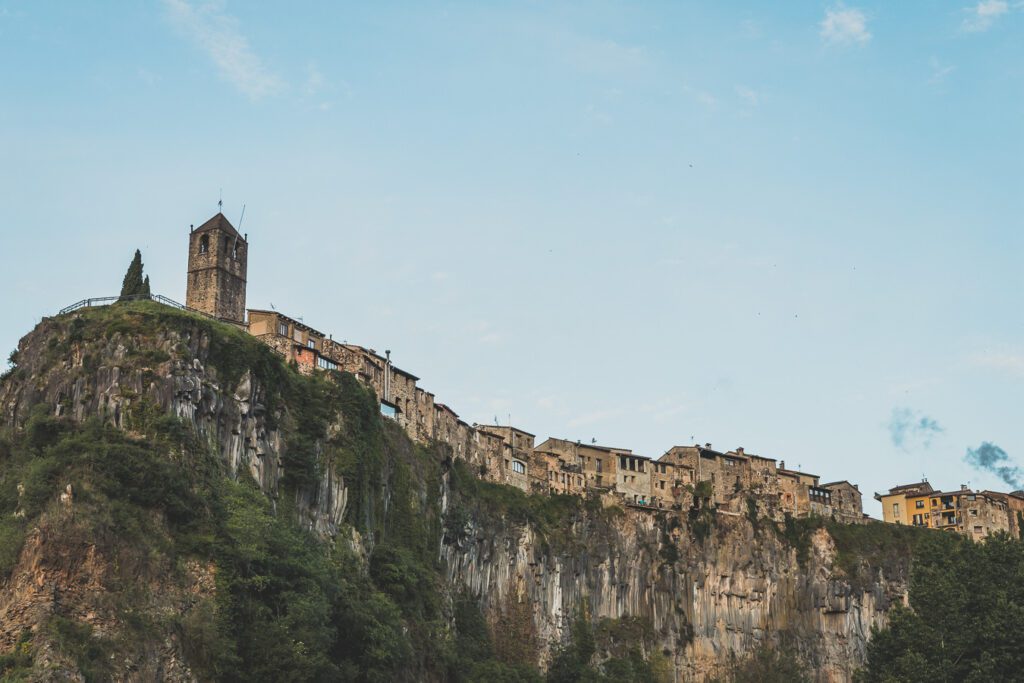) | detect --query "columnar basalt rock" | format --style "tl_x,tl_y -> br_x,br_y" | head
0,310 -> 909,681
